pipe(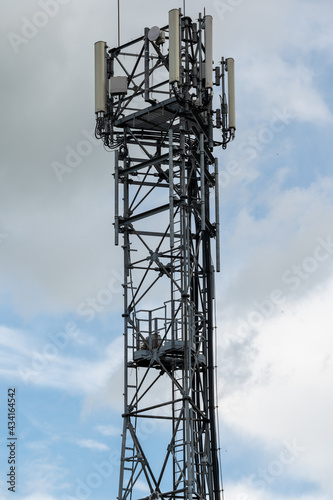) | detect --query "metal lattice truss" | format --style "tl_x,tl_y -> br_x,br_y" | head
116,124 -> 220,500
94,9 -> 236,500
